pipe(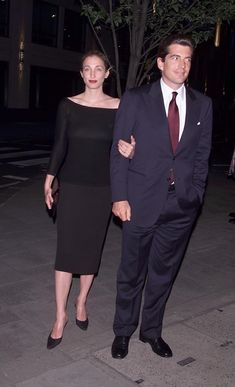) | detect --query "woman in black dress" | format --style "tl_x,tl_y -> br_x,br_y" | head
44,51 -> 135,349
